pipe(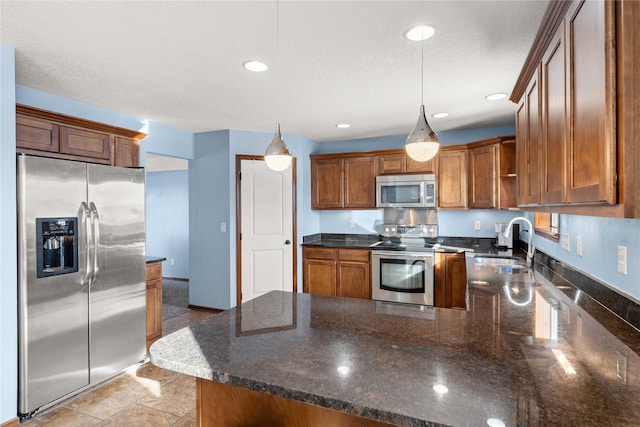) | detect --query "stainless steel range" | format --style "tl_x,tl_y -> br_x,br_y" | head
371,206 -> 439,306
